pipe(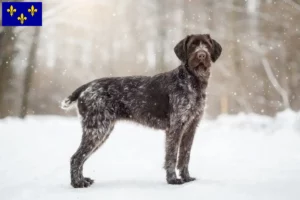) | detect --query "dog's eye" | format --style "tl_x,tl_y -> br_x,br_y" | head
201,40 -> 208,46
191,43 -> 197,48
191,40 -> 198,48
201,40 -> 211,48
